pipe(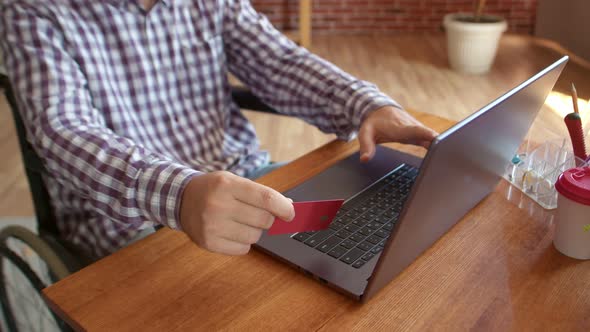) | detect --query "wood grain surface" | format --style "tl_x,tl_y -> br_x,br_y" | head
42,112 -> 590,331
